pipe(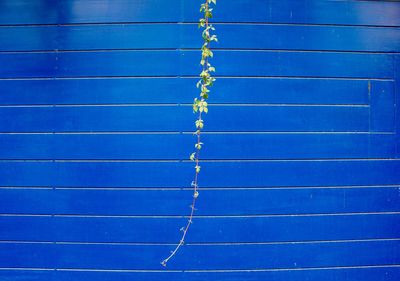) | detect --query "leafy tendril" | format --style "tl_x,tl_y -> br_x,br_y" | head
161,0 -> 217,267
